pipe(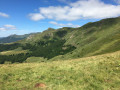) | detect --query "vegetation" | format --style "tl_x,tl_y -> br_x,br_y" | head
25,57 -> 47,63
0,51 -> 120,89
23,39 -> 76,59
0,49 -> 28,56
0,54 -> 29,64
0,43 -> 20,52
